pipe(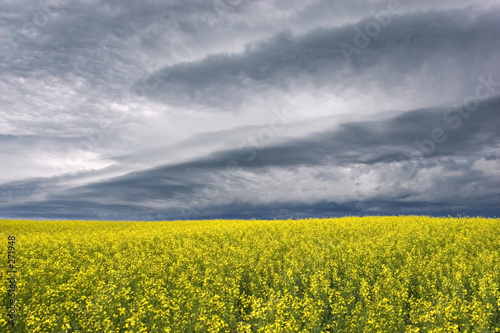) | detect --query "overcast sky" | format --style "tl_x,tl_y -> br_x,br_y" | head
1,0 -> 499,220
